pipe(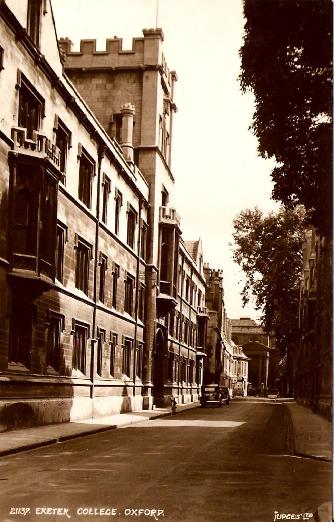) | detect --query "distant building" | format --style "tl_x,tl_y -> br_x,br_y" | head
203,264 -> 236,396
231,318 -> 276,393
231,343 -> 249,396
